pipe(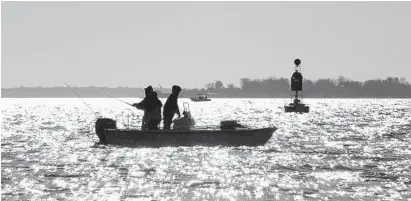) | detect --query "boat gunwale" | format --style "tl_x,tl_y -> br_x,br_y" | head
103,127 -> 276,134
